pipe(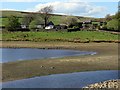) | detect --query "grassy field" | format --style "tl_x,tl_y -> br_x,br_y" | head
2,31 -> 119,42
0,18 -> 8,27
49,15 -> 63,25
2,10 -> 24,17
